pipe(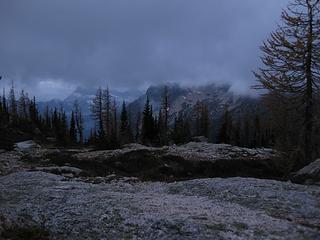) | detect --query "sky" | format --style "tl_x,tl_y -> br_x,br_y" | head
0,0 -> 290,100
